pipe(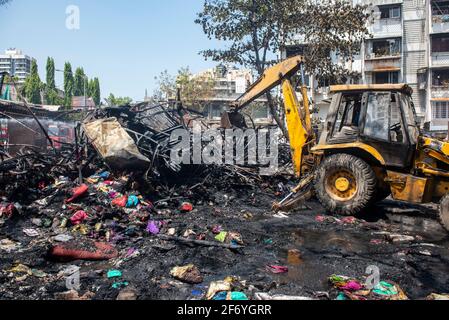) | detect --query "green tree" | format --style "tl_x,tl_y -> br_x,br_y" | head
196,0 -> 369,136
45,57 -> 59,105
46,57 -> 55,89
3,74 -> 19,84
24,60 -> 42,104
92,78 -> 101,106
87,79 -> 94,98
106,93 -> 132,107
73,67 -> 86,96
153,70 -> 176,101
154,67 -> 215,112
63,62 -> 74,108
